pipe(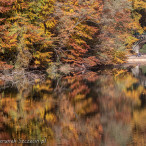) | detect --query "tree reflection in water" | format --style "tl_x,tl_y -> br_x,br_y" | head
0,67 -> 145,145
